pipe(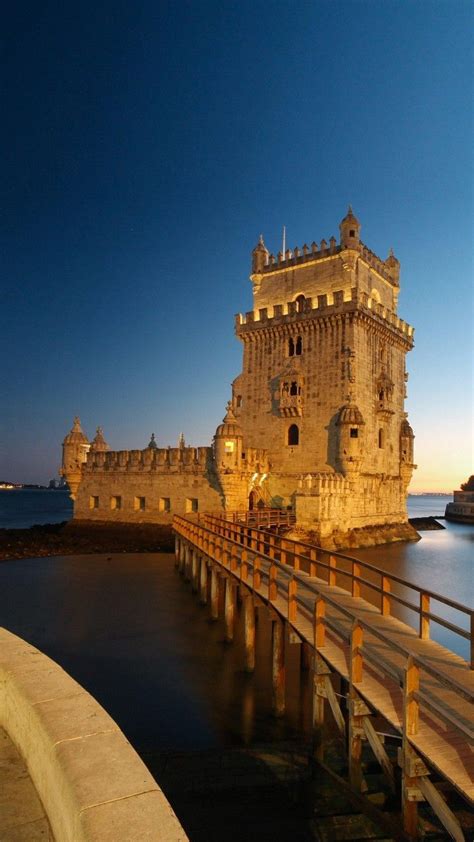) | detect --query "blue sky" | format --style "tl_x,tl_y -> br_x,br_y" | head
2,0 -> 472,490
